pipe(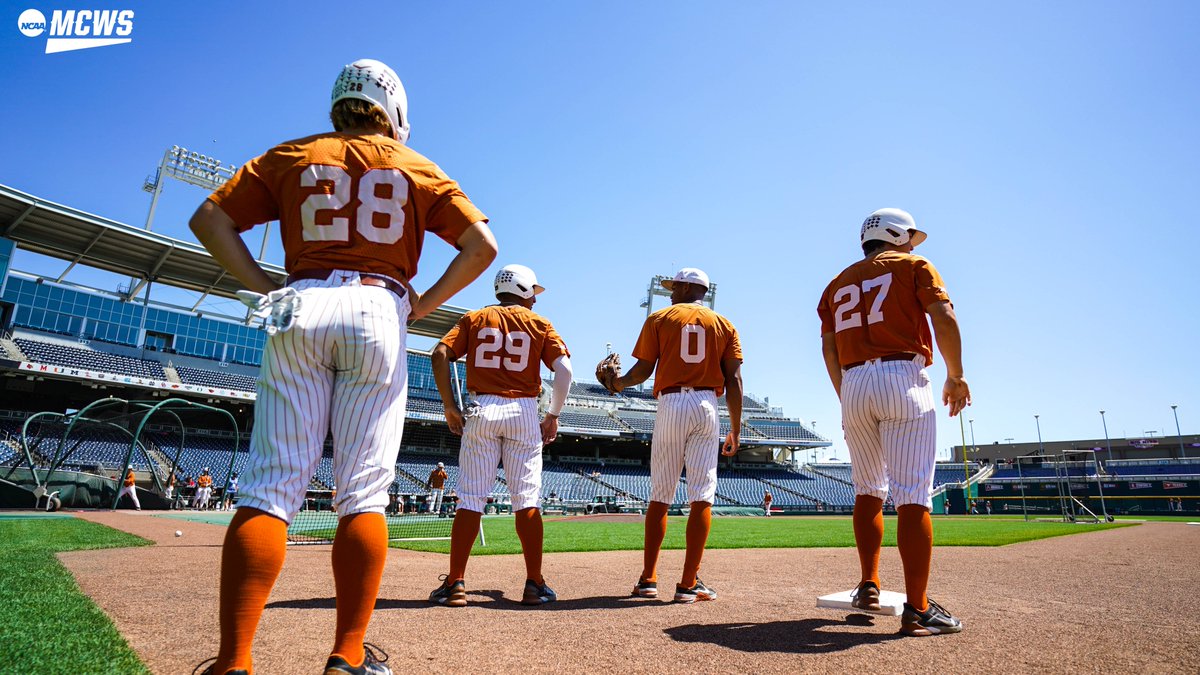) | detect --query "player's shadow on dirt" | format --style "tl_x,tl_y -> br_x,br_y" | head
664,615 -> 903,654
267,591 -> 668,611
